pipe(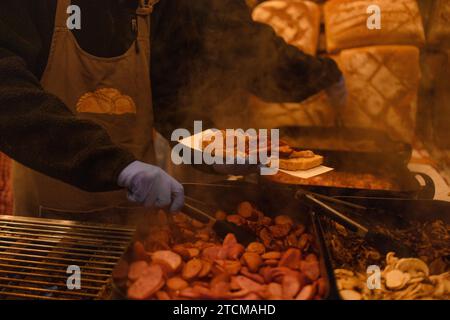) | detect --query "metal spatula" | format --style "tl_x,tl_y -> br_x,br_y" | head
182,196 -> 256,246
